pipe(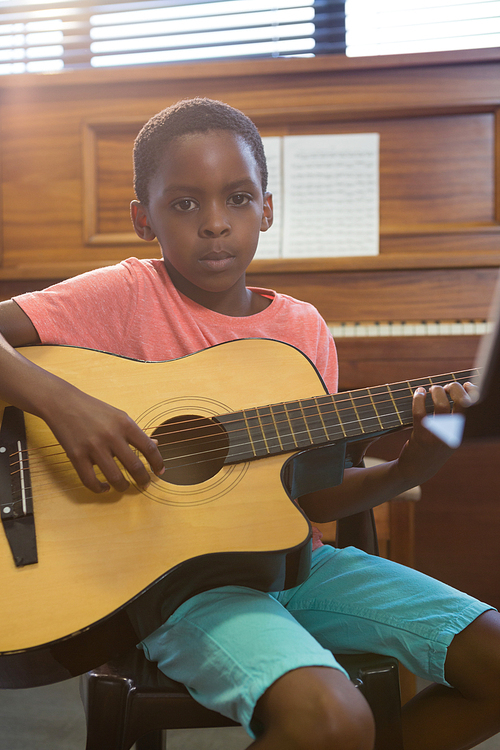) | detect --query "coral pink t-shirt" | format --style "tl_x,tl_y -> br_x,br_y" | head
14,257 -> 339,548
